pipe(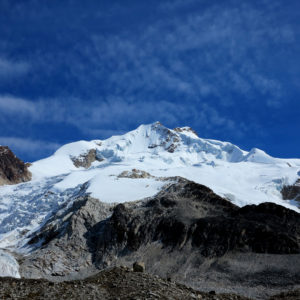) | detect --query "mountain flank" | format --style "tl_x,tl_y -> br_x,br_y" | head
20,178 -> 300,299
